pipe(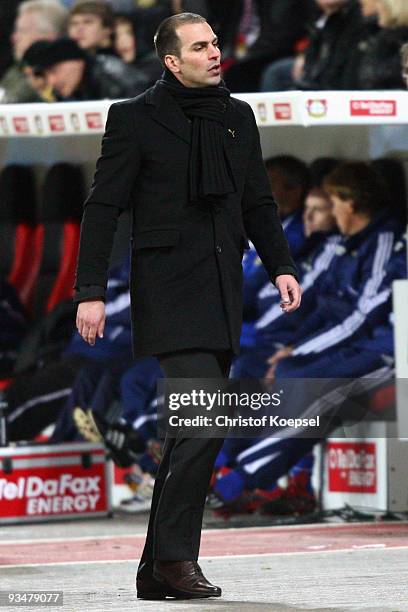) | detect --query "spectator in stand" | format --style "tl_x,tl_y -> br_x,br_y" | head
261,0 -> 365,92
68,0 -> 116,56
113,13 -> 137,63
338,0 -> 380,88
224,0 -> 311,92
22,37 -> 152,101
348,0 -> 408,89
0,0 -> 67,103
299,0 -> 365,89
20,41 -> 56,101
113,14 -> 162,86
